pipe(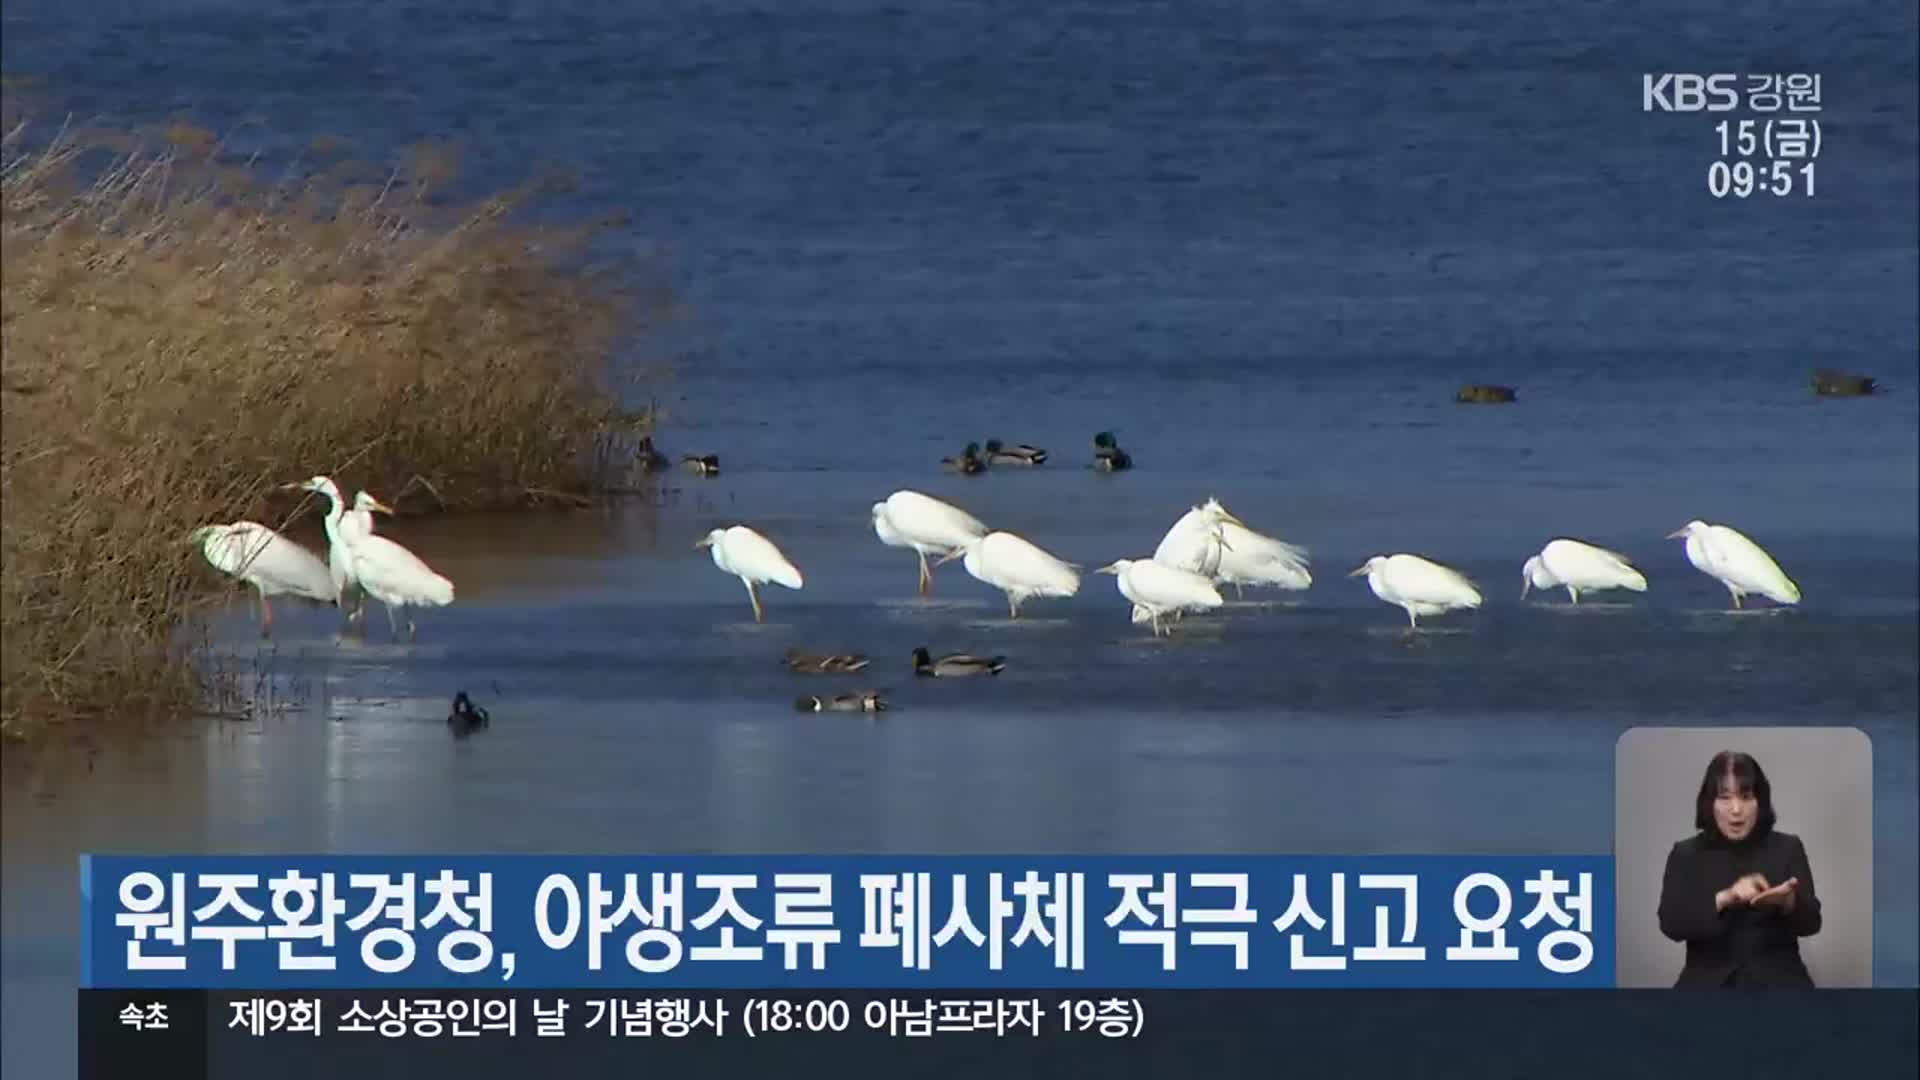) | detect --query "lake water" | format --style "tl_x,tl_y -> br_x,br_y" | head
4,0 -> 1917,1073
